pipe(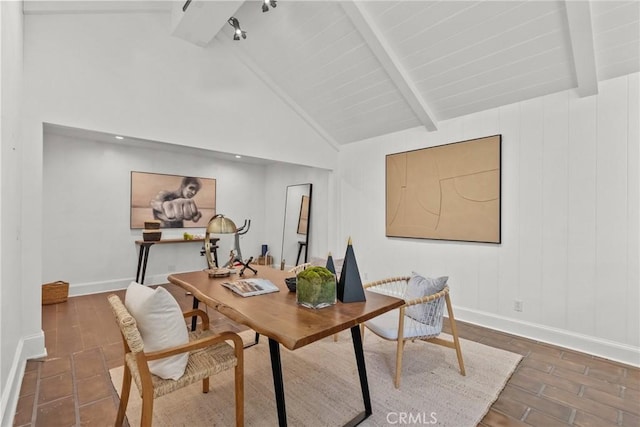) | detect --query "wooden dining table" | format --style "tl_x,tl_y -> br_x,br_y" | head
168,266 -> 404,427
